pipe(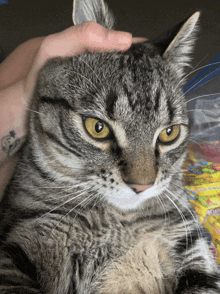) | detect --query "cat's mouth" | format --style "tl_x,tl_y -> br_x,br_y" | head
129,184 -> 153,193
